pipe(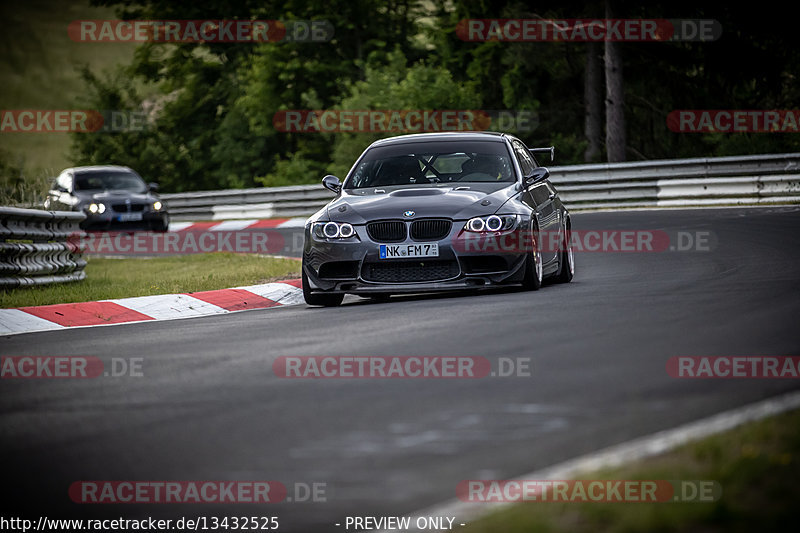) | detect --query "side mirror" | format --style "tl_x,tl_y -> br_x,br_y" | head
524,167 -> 550,186
322,174 -> 342,194
148,182 -> 160,192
